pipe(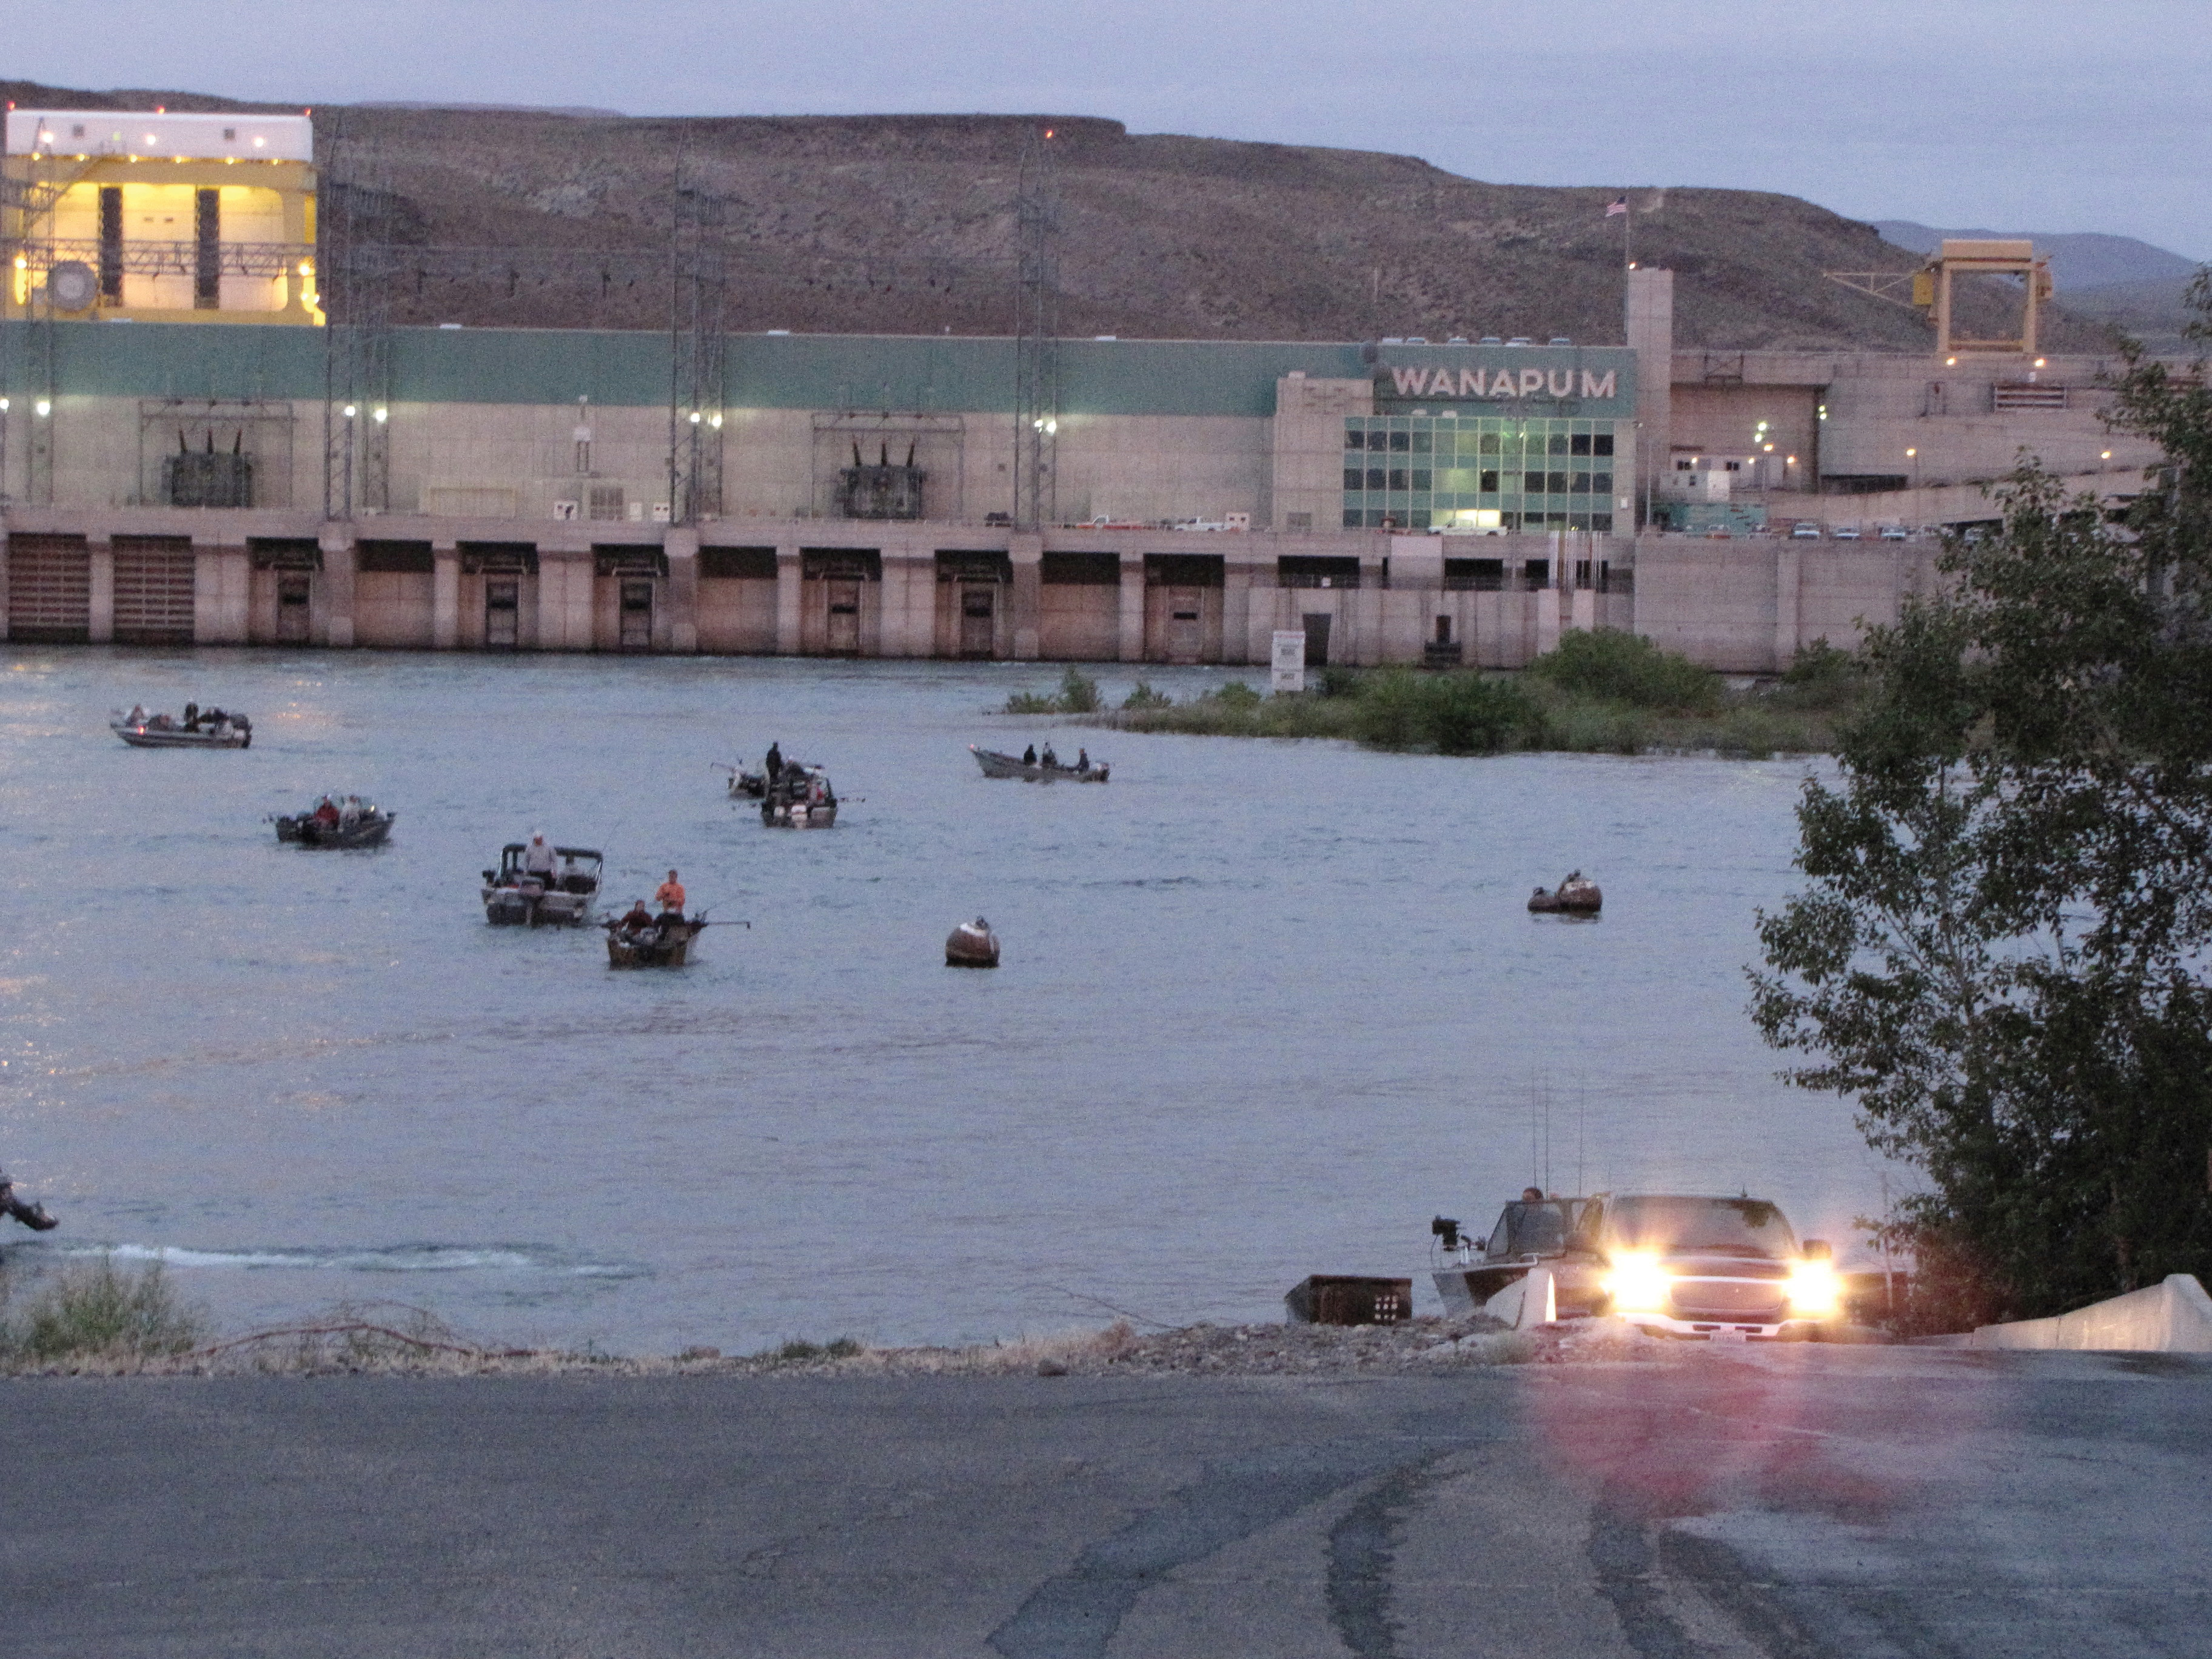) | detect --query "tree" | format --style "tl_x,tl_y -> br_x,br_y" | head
1751,280 -> 2212,1329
